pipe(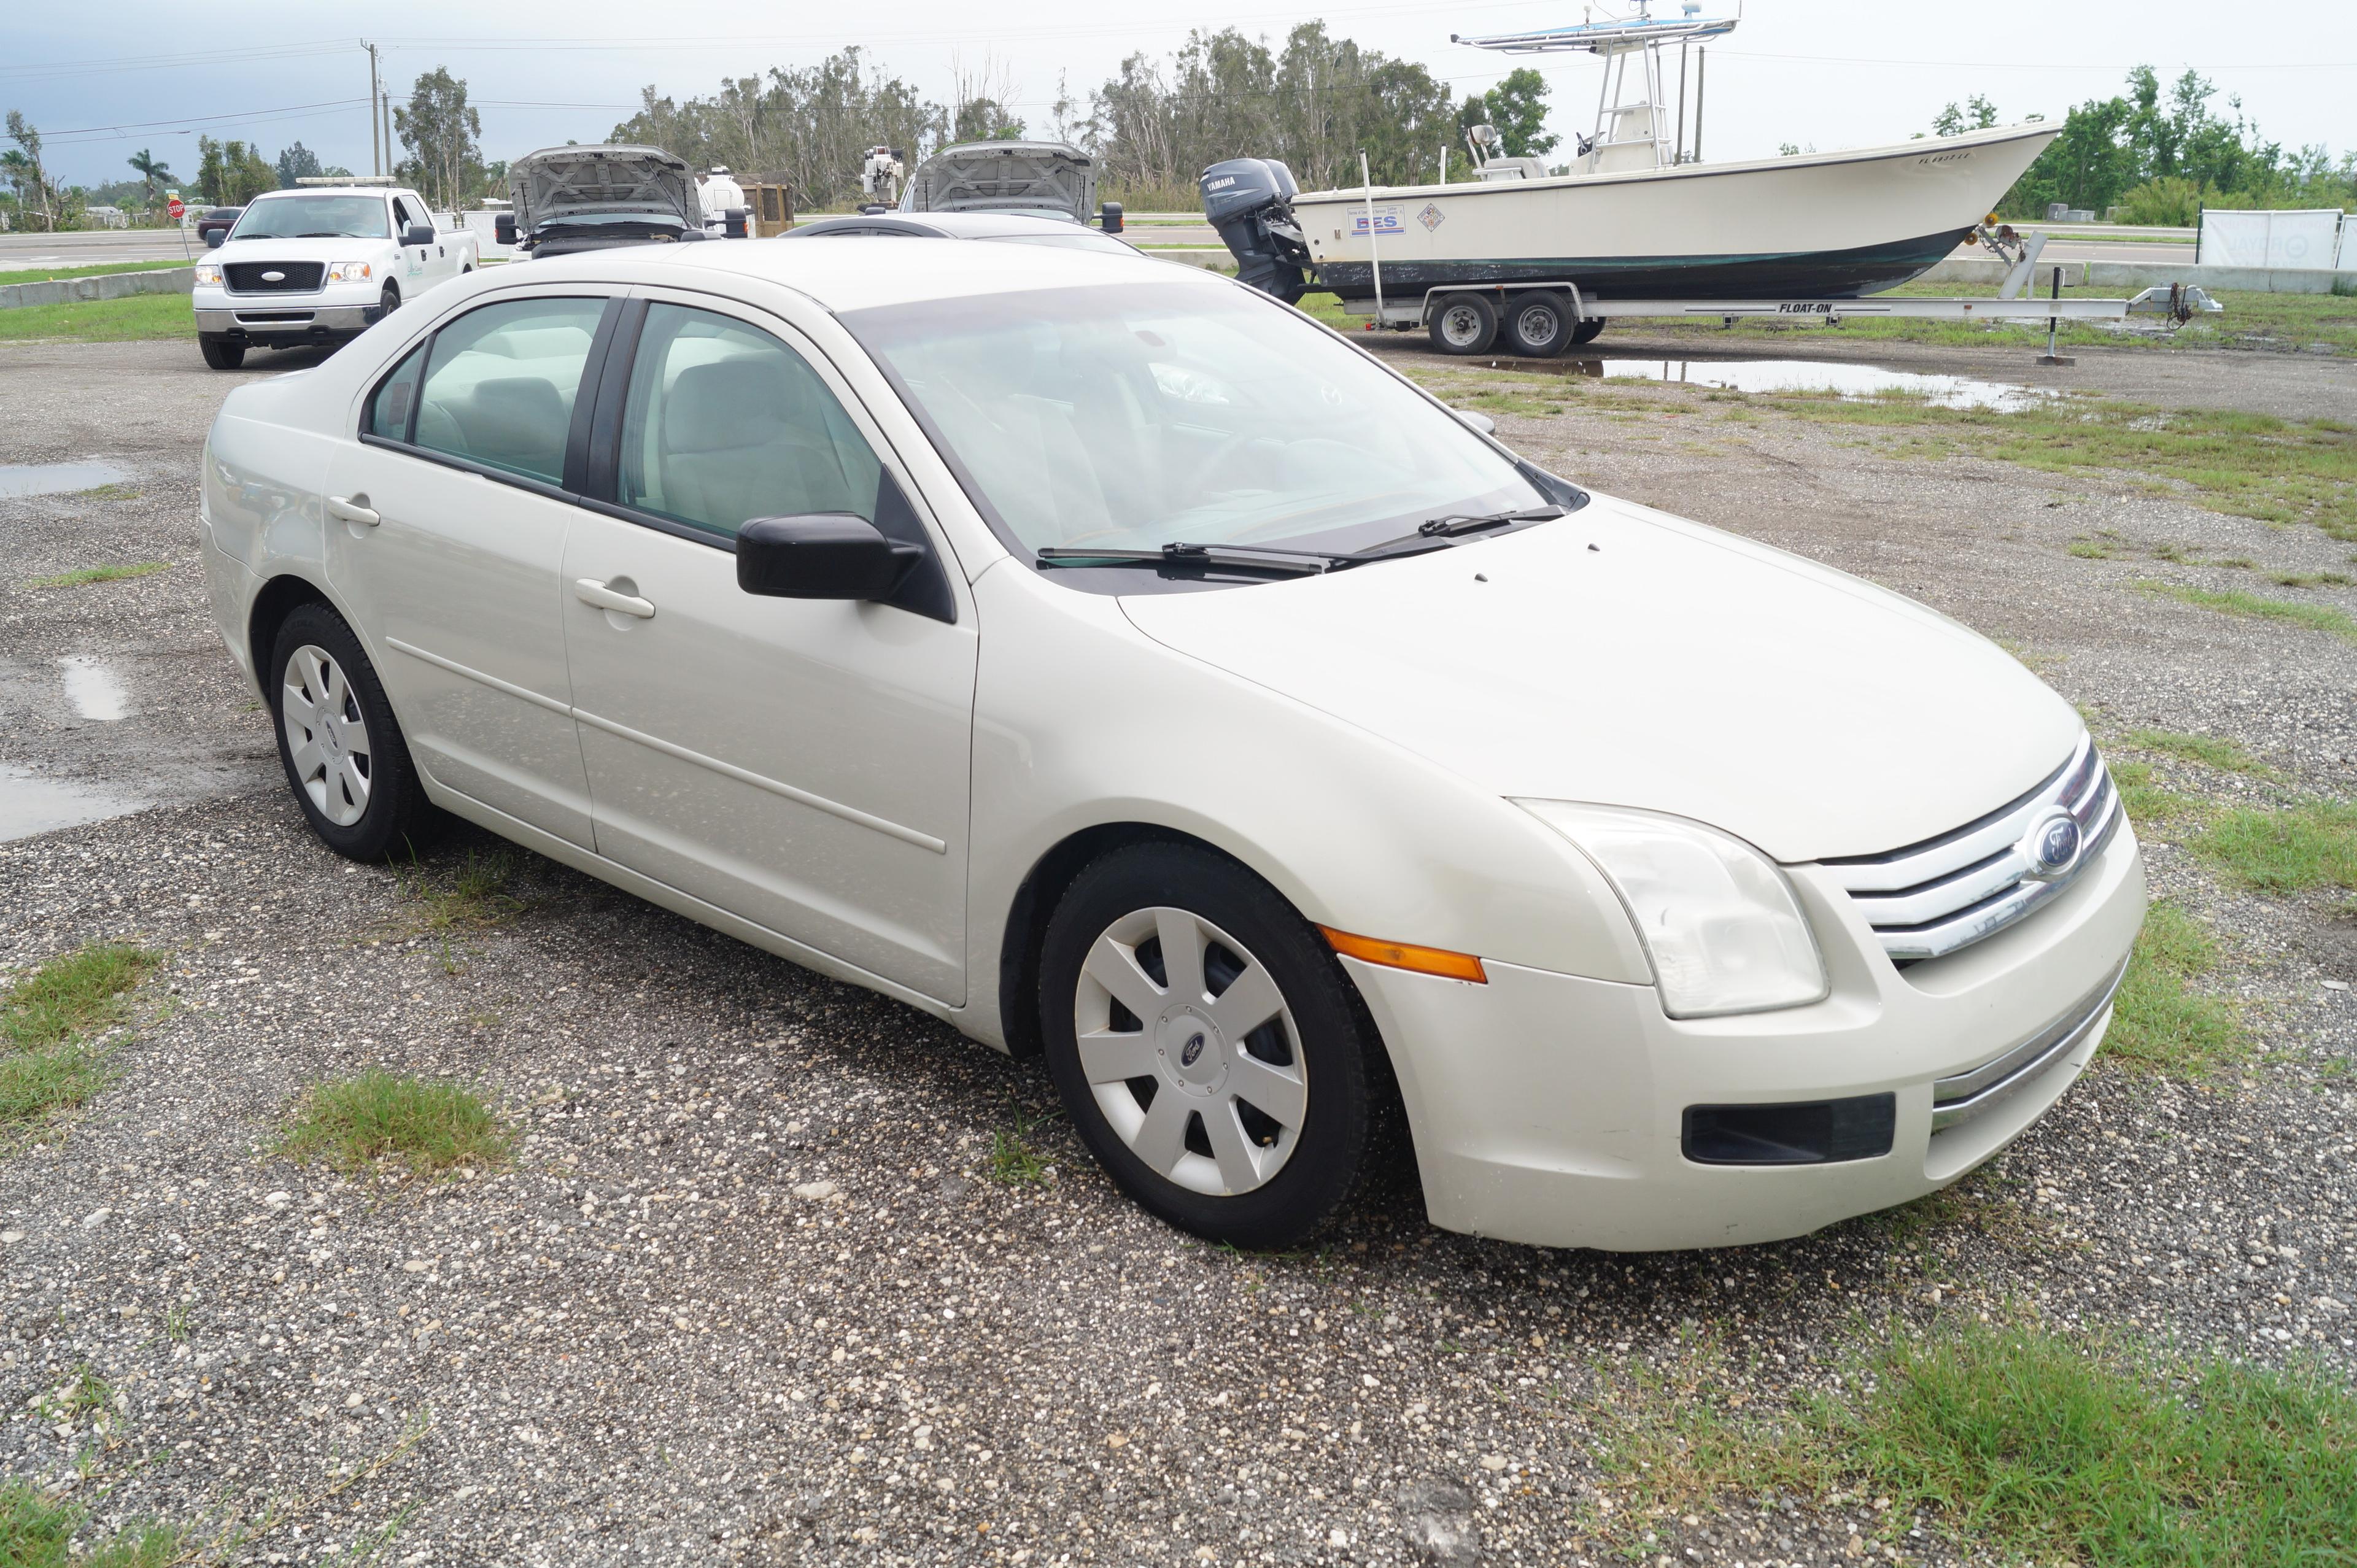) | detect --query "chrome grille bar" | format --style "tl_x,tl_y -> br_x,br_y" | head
1822,733 -> 2121,964
1931,958 -> 2126,1132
